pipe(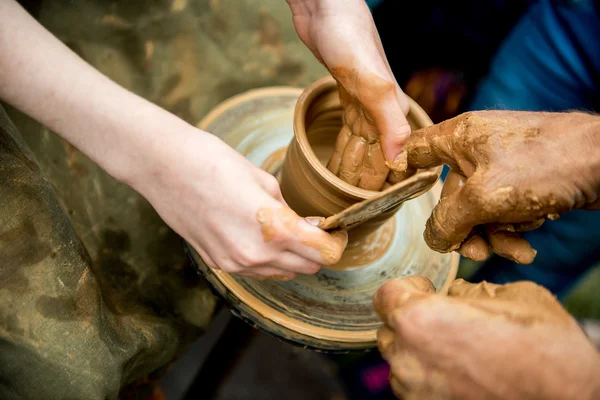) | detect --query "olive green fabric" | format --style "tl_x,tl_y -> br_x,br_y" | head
0,101 -> 214,399
1,1 -> 327,399
34,0 -> 328,124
